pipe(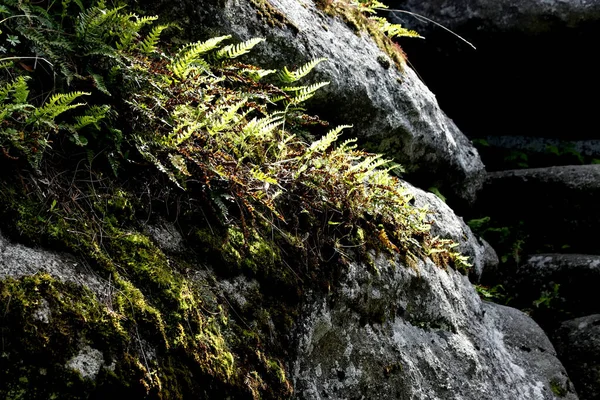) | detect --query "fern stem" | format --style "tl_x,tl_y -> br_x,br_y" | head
0,56 -> 54,68
0,15 -> 32,25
